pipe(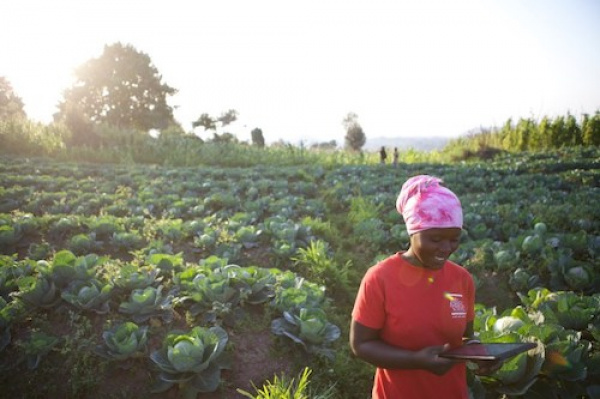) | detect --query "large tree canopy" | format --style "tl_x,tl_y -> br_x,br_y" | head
56,43 -> 177,132
0,77 -> 26,120
343,112 -> 366,151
